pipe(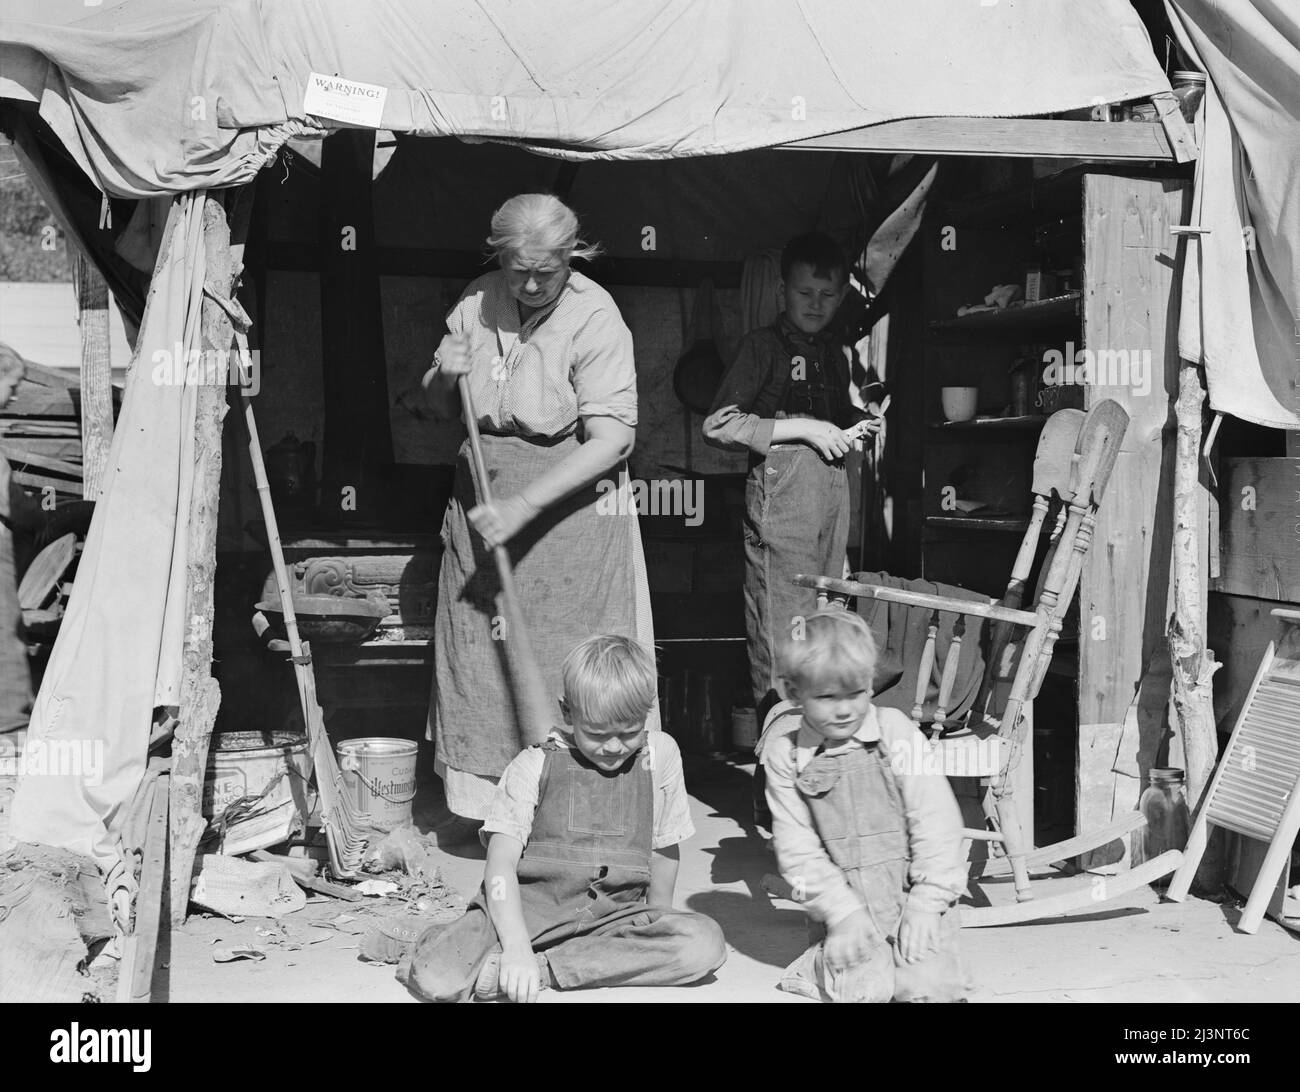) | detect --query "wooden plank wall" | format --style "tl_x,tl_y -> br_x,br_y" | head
1078,173 -> 1194,850
1213,457 -> 1300,602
